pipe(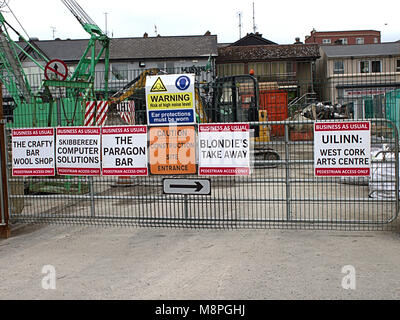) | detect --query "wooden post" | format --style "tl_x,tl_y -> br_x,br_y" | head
0,82 -> 10,239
